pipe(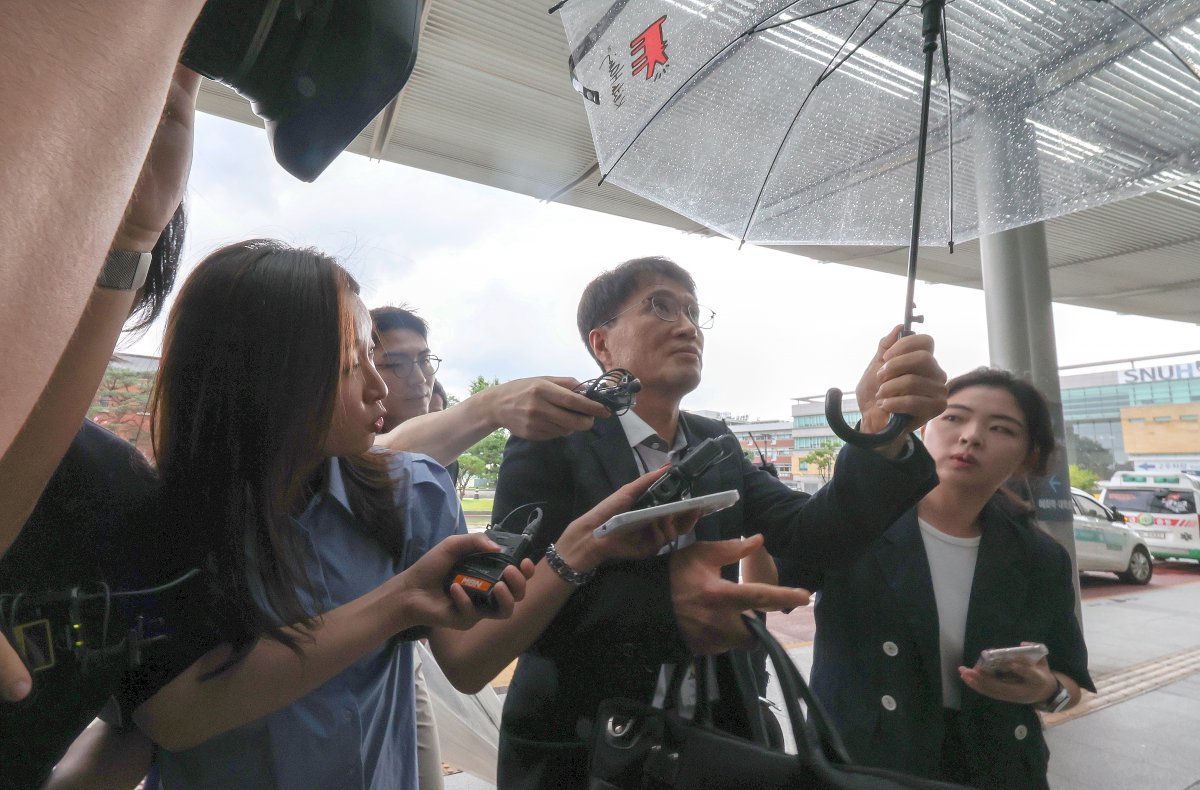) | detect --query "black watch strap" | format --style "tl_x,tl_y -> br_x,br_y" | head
97,249 -> 153,291
1037,678 -> 1071,713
